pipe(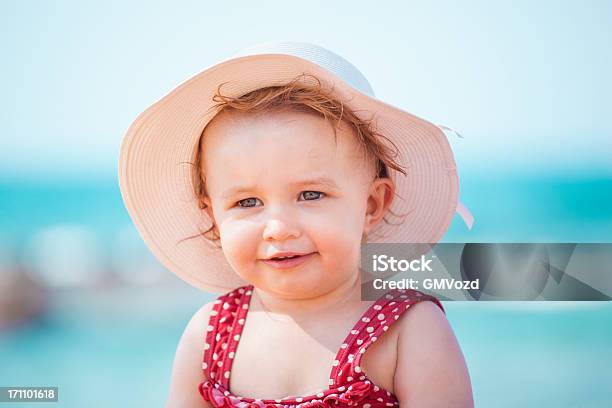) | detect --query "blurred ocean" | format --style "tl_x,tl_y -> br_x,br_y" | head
1,172 -> 611,407
2,172 -> 612,246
